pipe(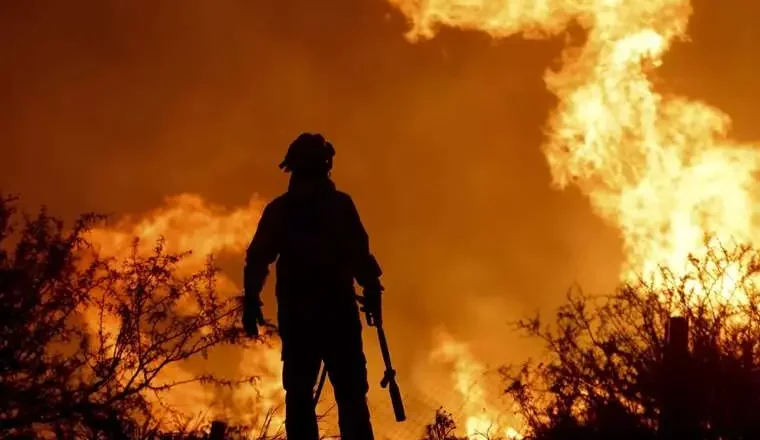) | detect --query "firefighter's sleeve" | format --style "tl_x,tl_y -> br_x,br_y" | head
244,203 -> 279,306
345,195 -> 383,290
